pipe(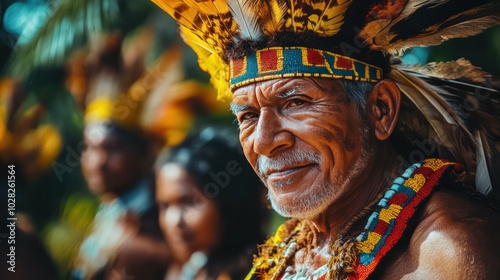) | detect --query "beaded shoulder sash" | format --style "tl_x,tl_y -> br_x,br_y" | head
246,158 -> 464,280
349,158 -> 463,279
